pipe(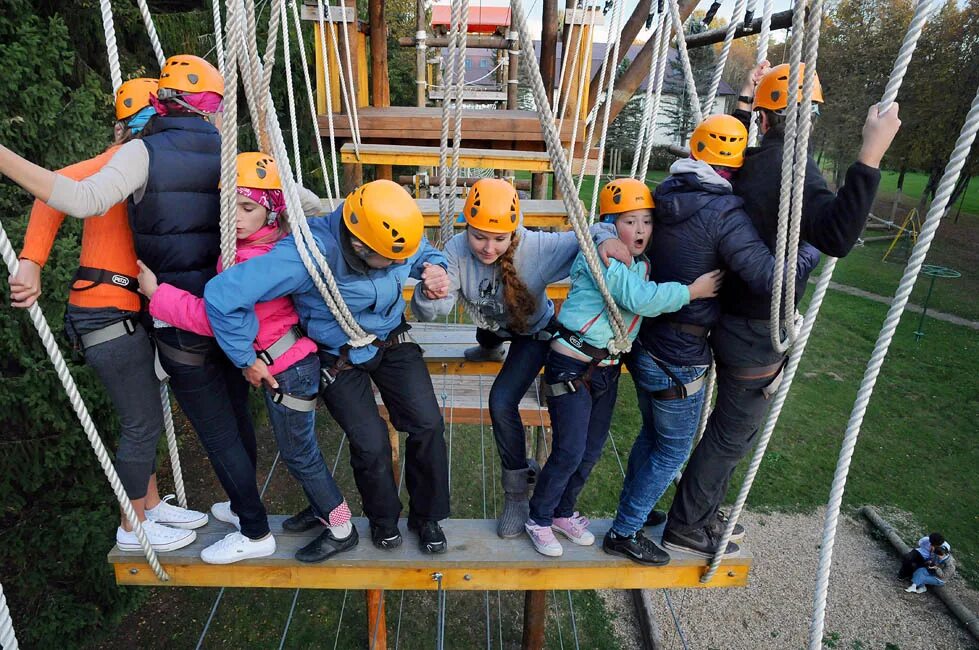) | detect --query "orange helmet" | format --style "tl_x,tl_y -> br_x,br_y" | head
753,63 -> 824,112
599,178 -> 654,218
463,179 -> 520,233
343,180 -> 424,260
115,78 -> 158,120
236,152 -> 281,190
158,54 -> 224,97
690,115 -> 749,168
